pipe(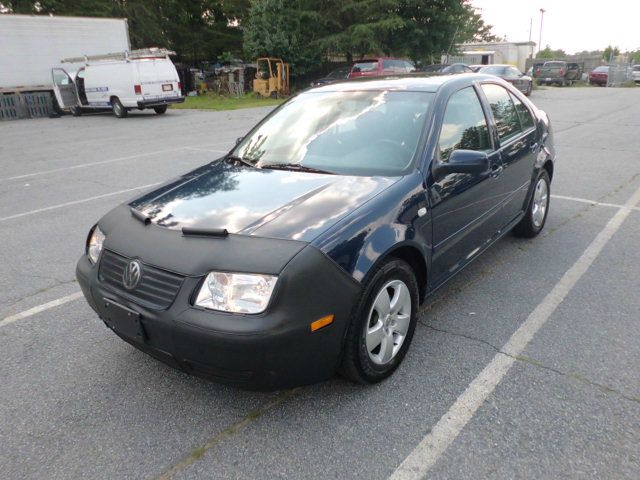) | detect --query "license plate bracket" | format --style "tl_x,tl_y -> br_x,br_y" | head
103,298 -> 145,341
162,83 -> 172,91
